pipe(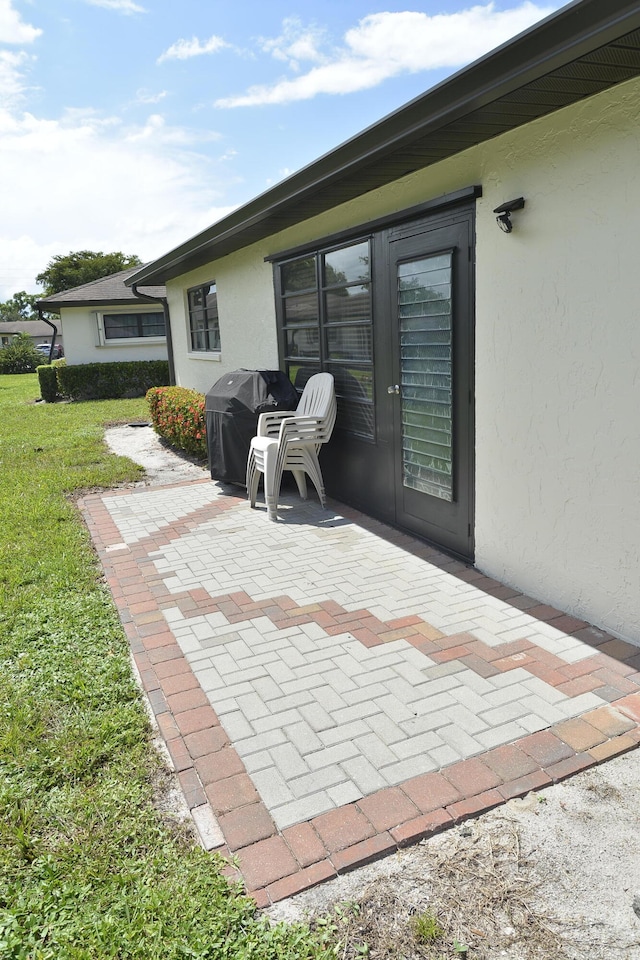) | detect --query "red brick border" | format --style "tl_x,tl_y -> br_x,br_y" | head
79,483 -> 640,906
